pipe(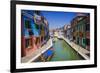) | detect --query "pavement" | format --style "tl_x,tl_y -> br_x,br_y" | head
21,38 -> 53,63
